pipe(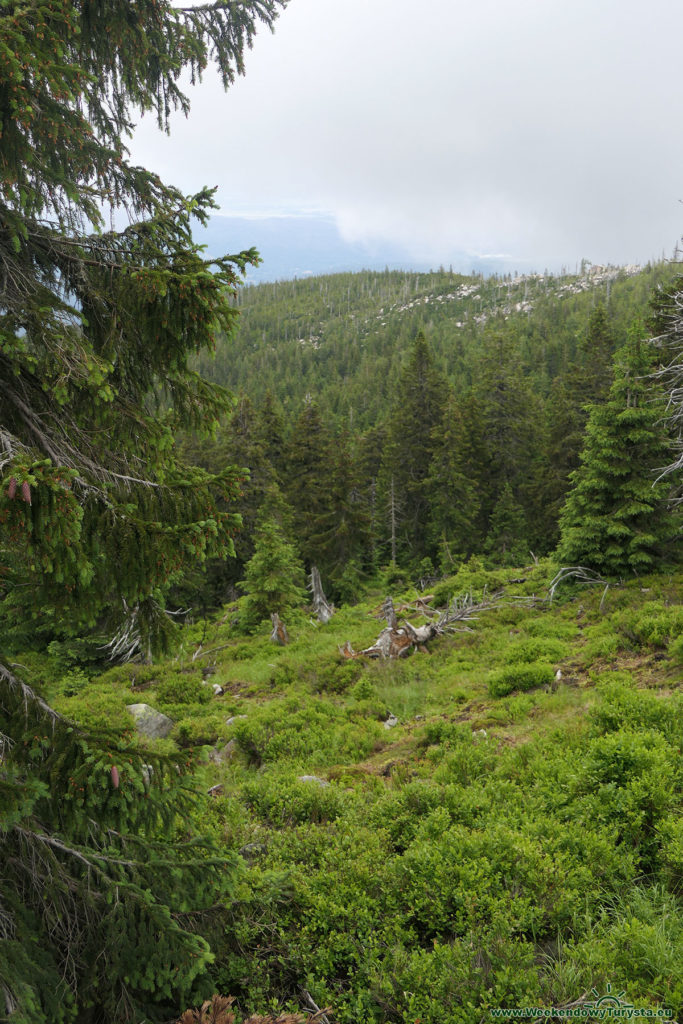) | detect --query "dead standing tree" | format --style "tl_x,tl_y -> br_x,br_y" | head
309,566 -> 334,623
340,589 -> 506,660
